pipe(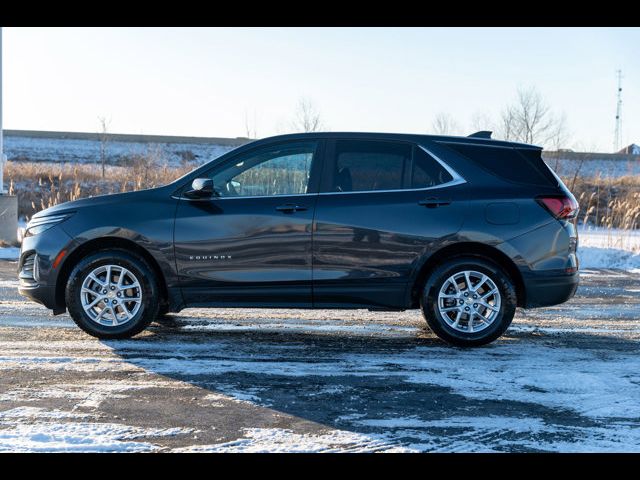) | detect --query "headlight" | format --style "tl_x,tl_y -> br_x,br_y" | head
25,213 -> 73,237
